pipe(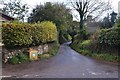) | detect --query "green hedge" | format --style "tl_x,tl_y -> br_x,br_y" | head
31,21 -> 57,45
70,23 -> 119,62
2,22 -> 32,48
39,21 -> 57,43
98,27 -> 120,46
2,21 -> 58,48
8,53 -> 28,64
